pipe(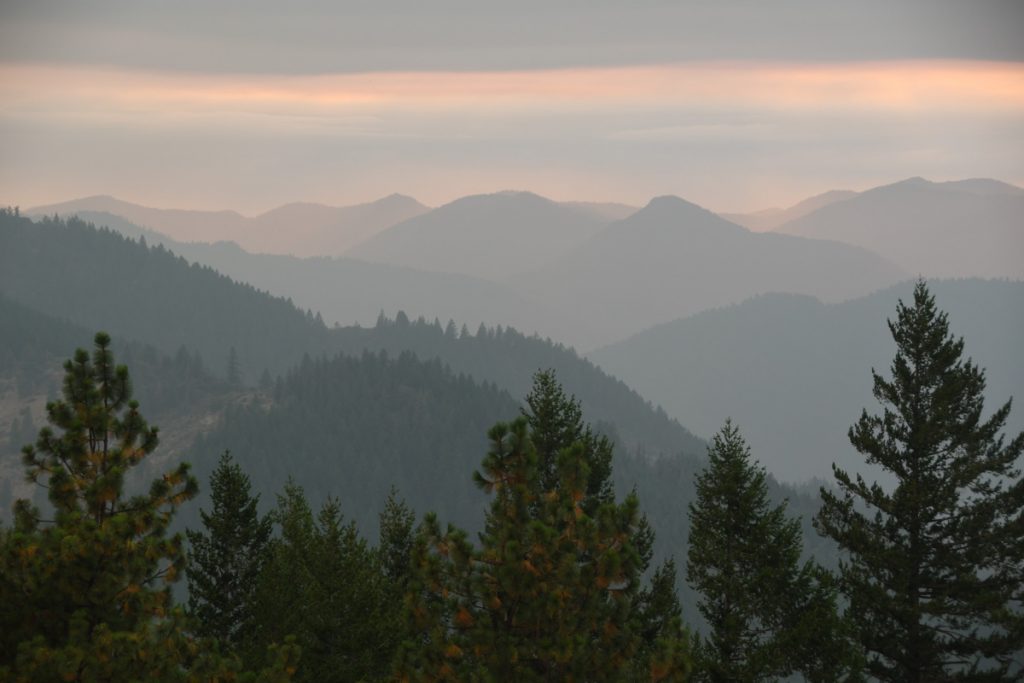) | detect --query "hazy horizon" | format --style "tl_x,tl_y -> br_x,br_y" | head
3,1 -> 1023,215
